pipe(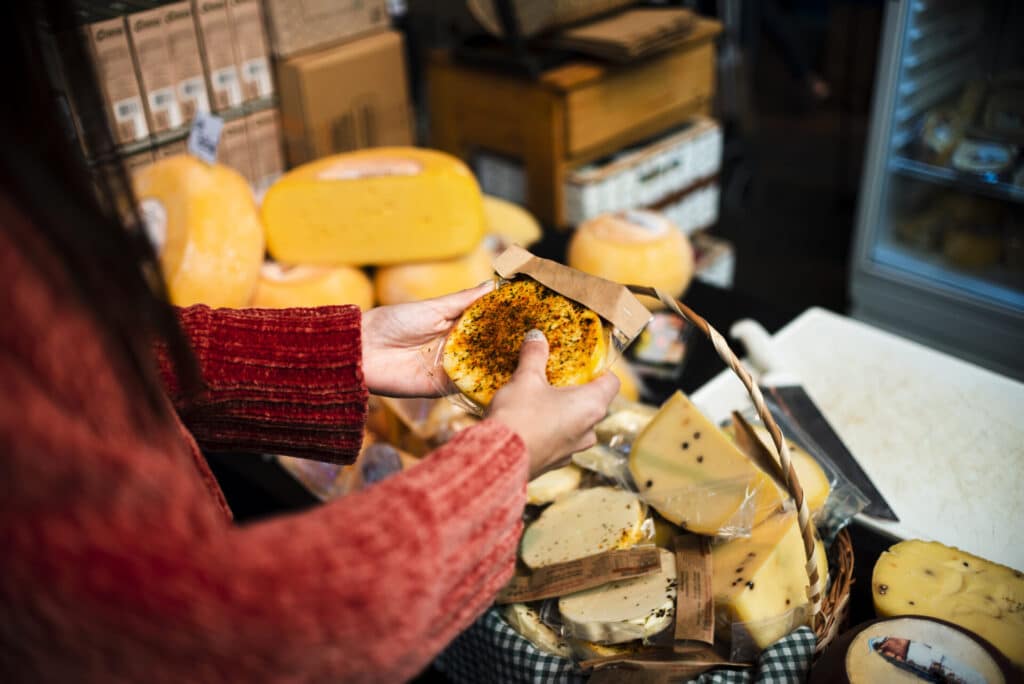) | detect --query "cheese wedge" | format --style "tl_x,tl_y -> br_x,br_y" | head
571,445 -> 629,482
526,464 -> 583,506
712,511 -> 827,649
483,195 -> 542,248
559,548 -> 676,644
262,147 -> 485,266
650,513 -> 685,549
743,424 -> 832,516
595,400 -> 658,447
872,539 -> 1024,669
630,392 -> 785,535
502,603 -> 573,658
568,210 -> 694,310
134,155 -> 264,308
251,262 -> 375,310
374,242 -> 494,305
520,486 -> 646,569
443,278 -> 607,407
